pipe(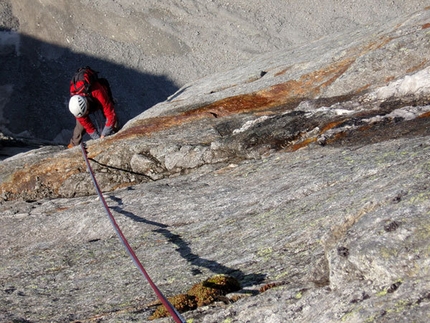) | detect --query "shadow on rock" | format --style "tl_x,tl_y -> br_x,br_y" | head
109,195 -> 266,288
0,28 -> 179,144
